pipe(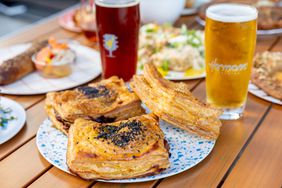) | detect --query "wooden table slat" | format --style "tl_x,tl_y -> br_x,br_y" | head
0,139 -> 52,188
0,20 -> 60,47
271,36 -> 282,51
256,36 -> 280,52
222,105 -> 282,188
34,28 -> 79,42
2,95 -> 44,110
28,167 -> 92,188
